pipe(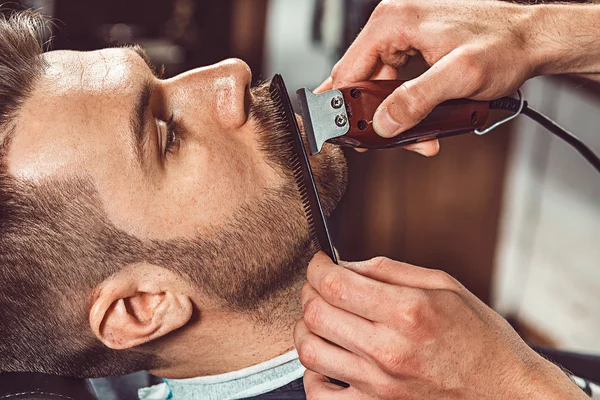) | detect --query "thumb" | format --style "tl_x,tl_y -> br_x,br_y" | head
373,51 -> 472,138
